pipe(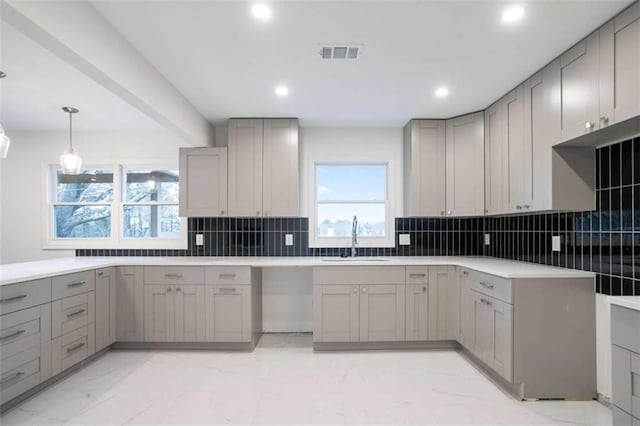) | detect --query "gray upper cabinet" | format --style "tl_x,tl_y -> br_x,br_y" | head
484,100 -> 506,215
559,31 -> 601,143
445,112 -> 485,217
262,119 -> 299,217
600,2 -> 640,126
403,120 -> 447,216
228,119 -> 264,216
504,85 -> 528,212
179,147 -> 228,217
